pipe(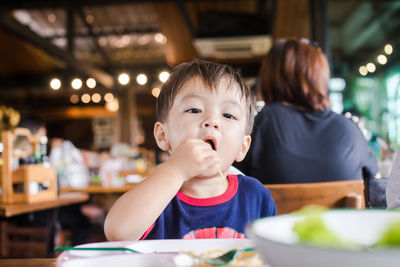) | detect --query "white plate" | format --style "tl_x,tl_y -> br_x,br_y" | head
249,209 -> 400,267
56,238 -> 256,267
